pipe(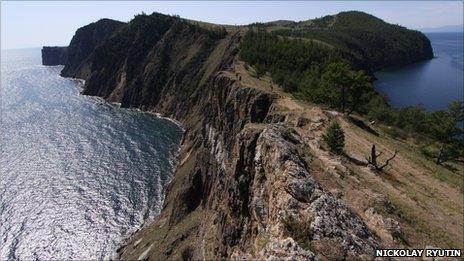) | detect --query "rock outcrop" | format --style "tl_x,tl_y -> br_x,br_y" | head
41,12 -> 441,260
41,46 -> 68,65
